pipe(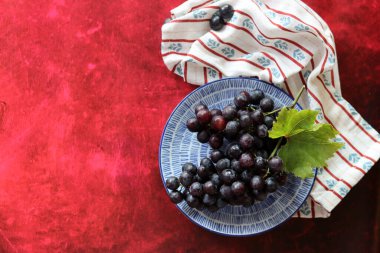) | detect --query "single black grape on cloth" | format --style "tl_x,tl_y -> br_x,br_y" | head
209,14 -> 224,31
165,89 -> 288,212
209,5 -> 234,31
220,4 -> 234,20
